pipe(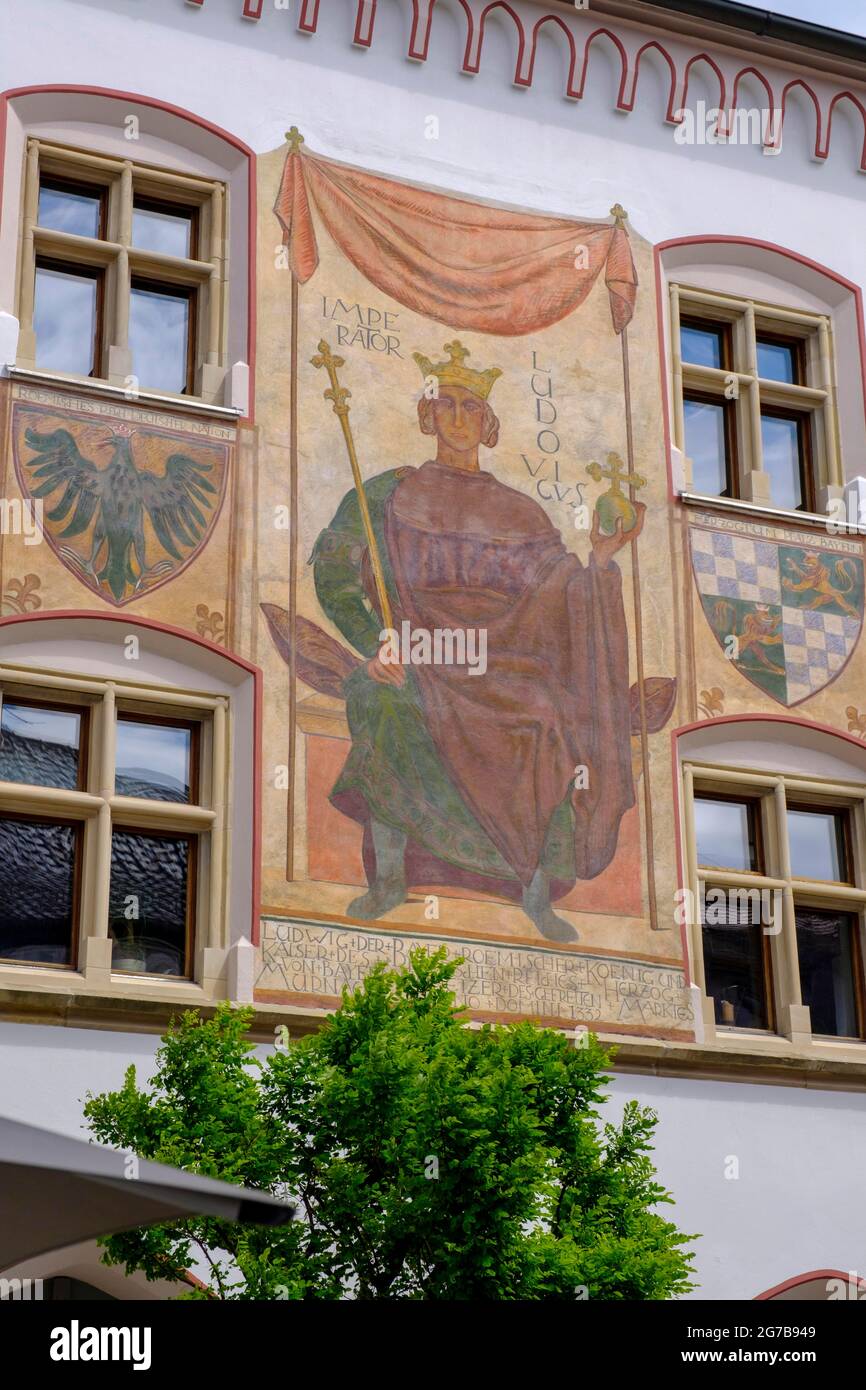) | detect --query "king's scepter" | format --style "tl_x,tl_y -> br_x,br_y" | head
311,340 -> 394,631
